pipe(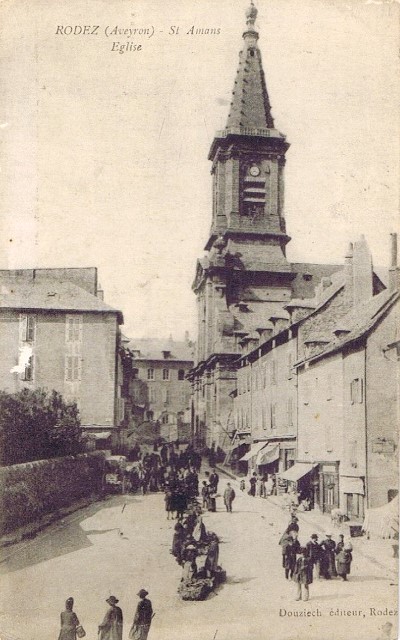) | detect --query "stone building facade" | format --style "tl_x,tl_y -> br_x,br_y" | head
124,338 -> 194,443
0,267 -> 125,448
233,235 -> 397,517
